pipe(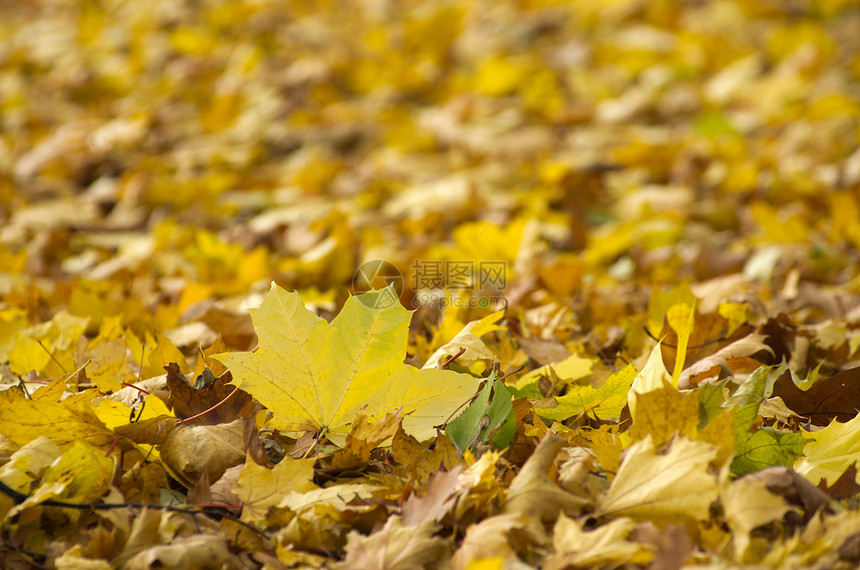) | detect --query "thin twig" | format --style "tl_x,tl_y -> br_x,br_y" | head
122,382 -> 151,395
302,429 -> 324,459
0,480 -> 268,539
177,386 -> 240,424
441,347 -> 467,369
37,339 -> 68,374
16,376 -> 31,399
642,325 -> 727,349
